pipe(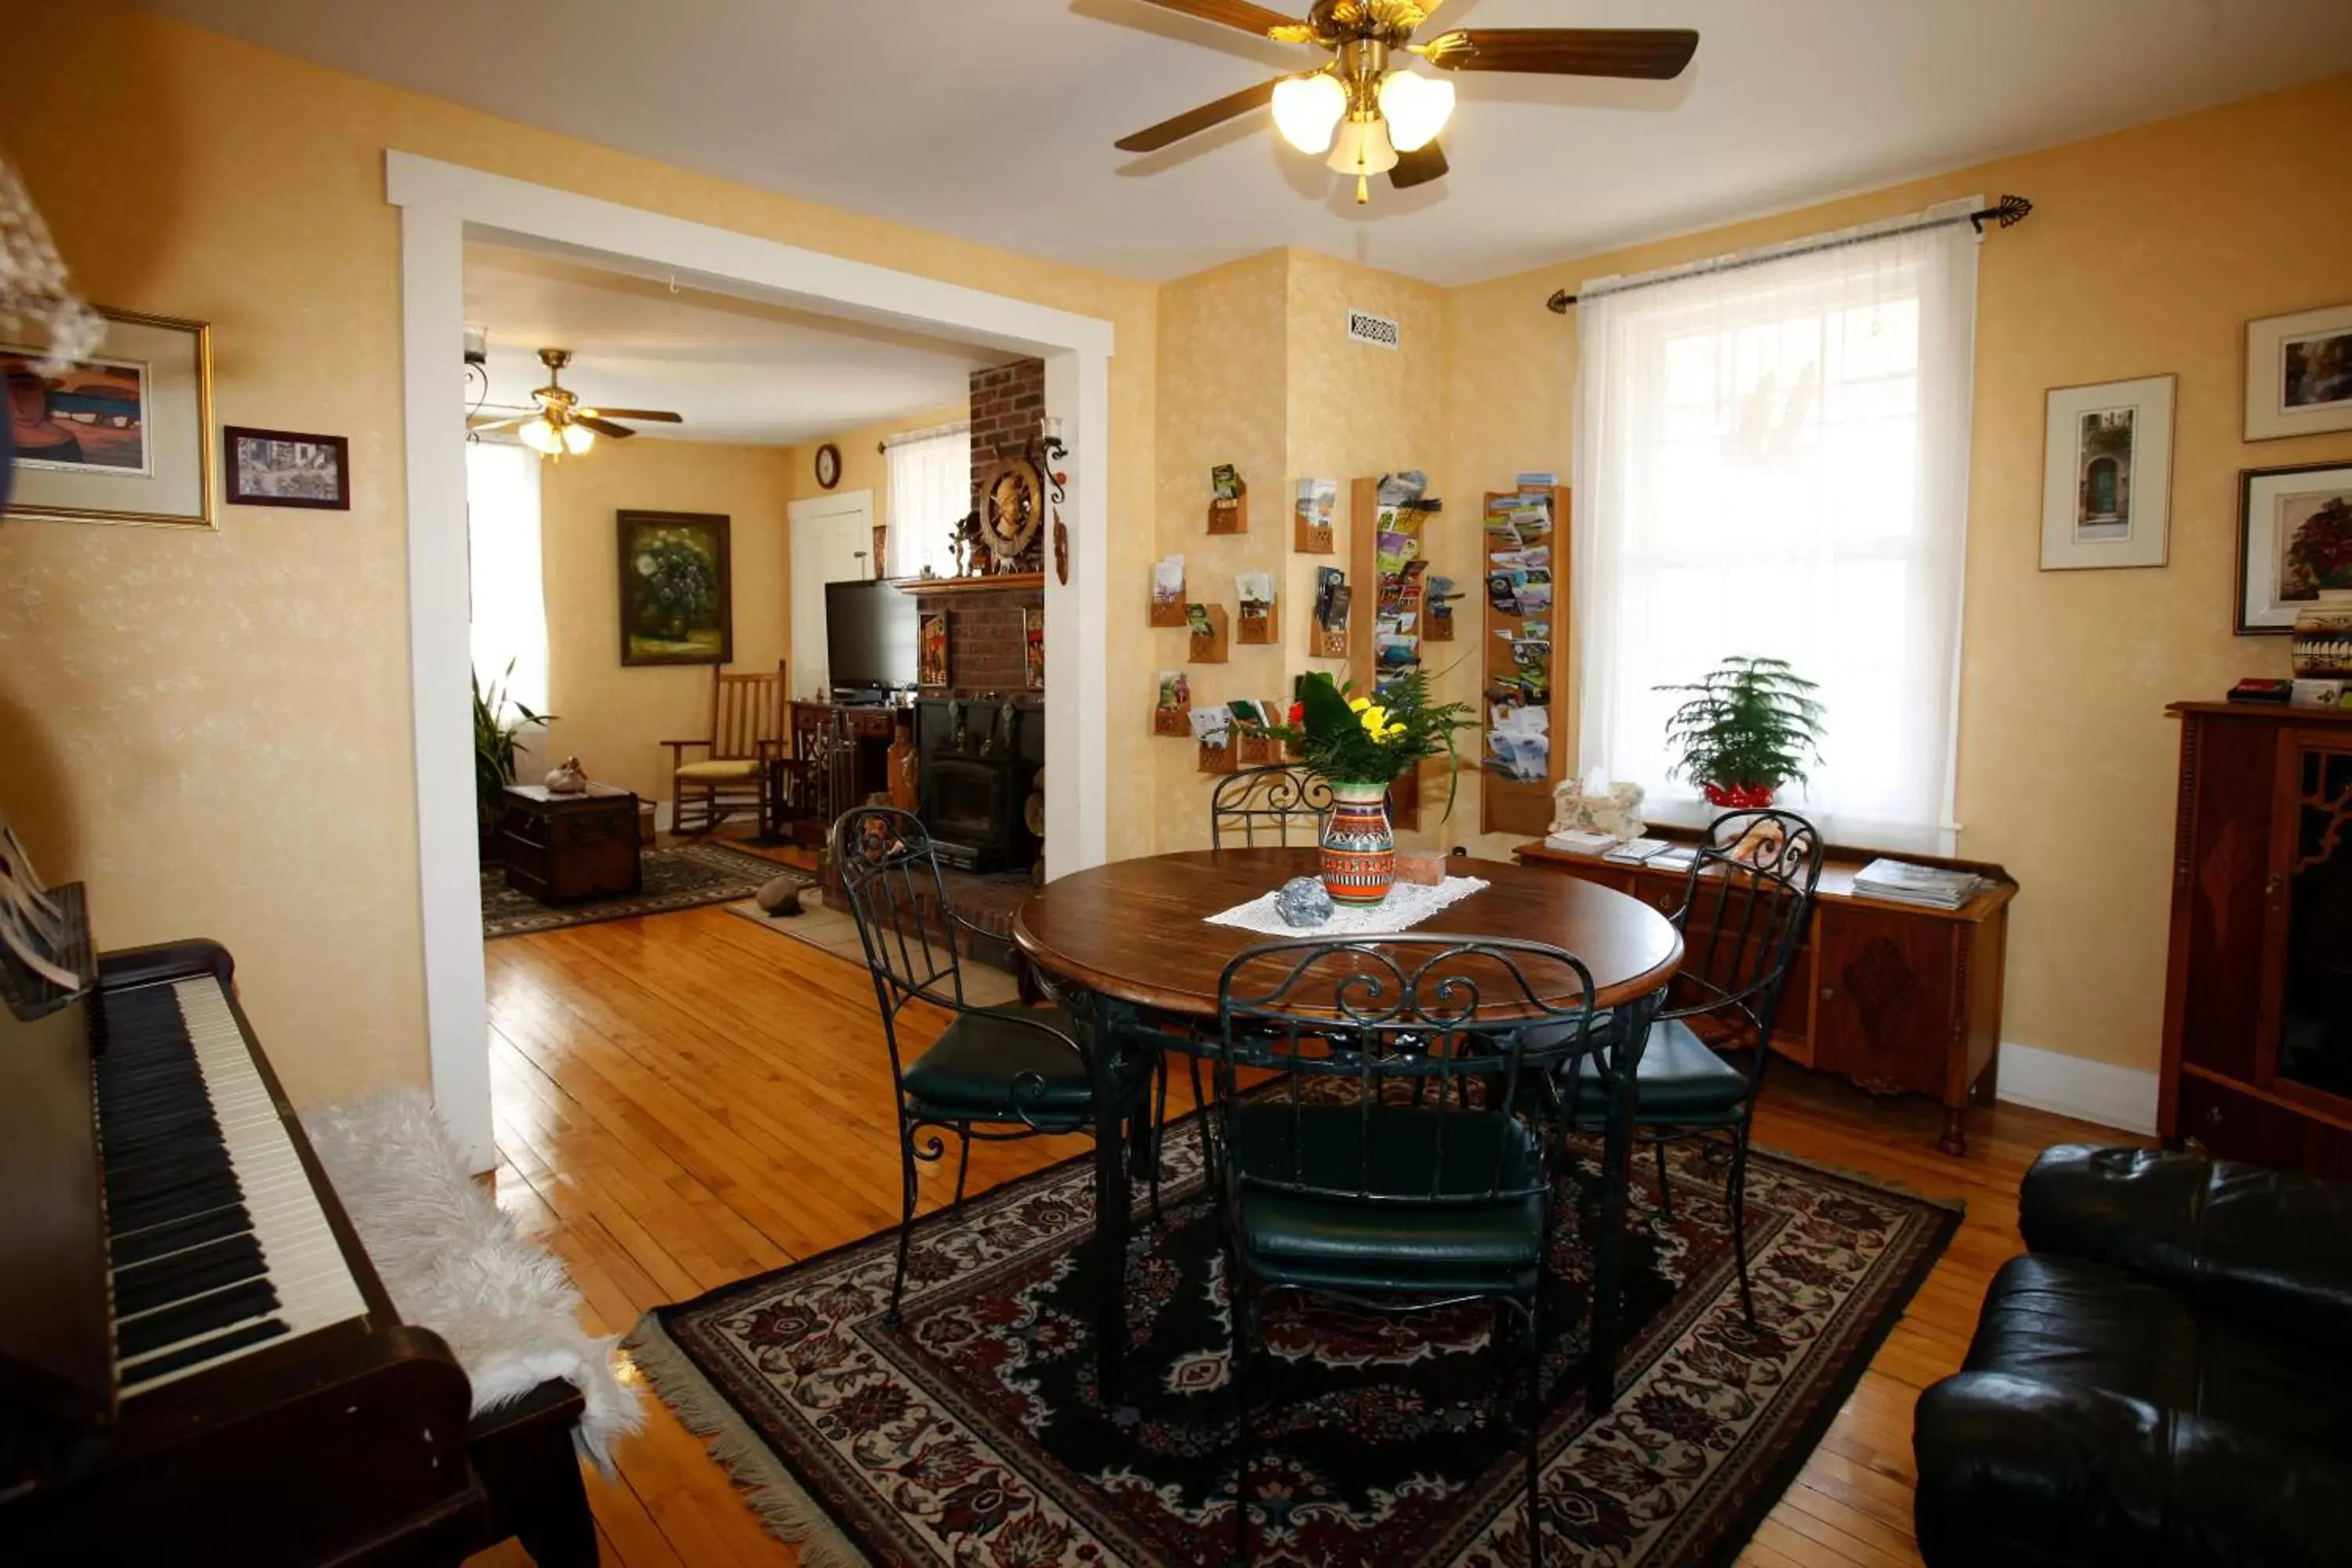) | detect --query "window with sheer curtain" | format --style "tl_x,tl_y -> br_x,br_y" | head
1572,212 -> 1980,852
885,426 -> 971,579
465,440 -> 548,714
